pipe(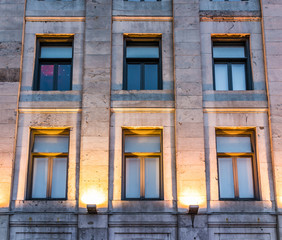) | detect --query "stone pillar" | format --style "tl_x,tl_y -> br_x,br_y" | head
173,0 -> 208,239
79,0 -> 112,239
0,1 -> 25,239
260,0 -> 282,239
